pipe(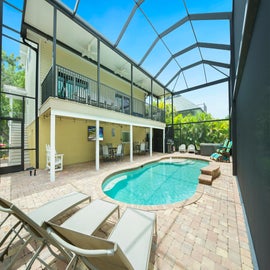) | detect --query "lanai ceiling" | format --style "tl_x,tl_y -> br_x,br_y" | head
22,0 -> 232,97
